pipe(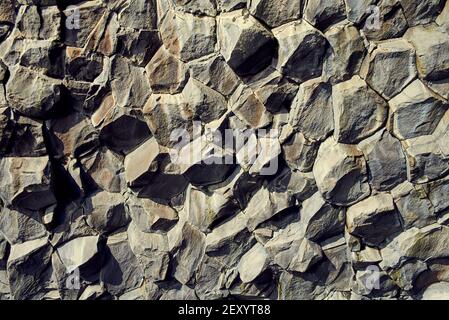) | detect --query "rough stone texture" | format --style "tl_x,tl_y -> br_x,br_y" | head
0,0 -> 449,301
